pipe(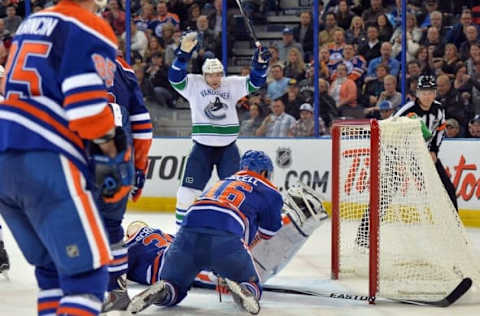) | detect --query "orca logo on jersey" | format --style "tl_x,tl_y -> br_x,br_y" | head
204,97 -> 228,120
